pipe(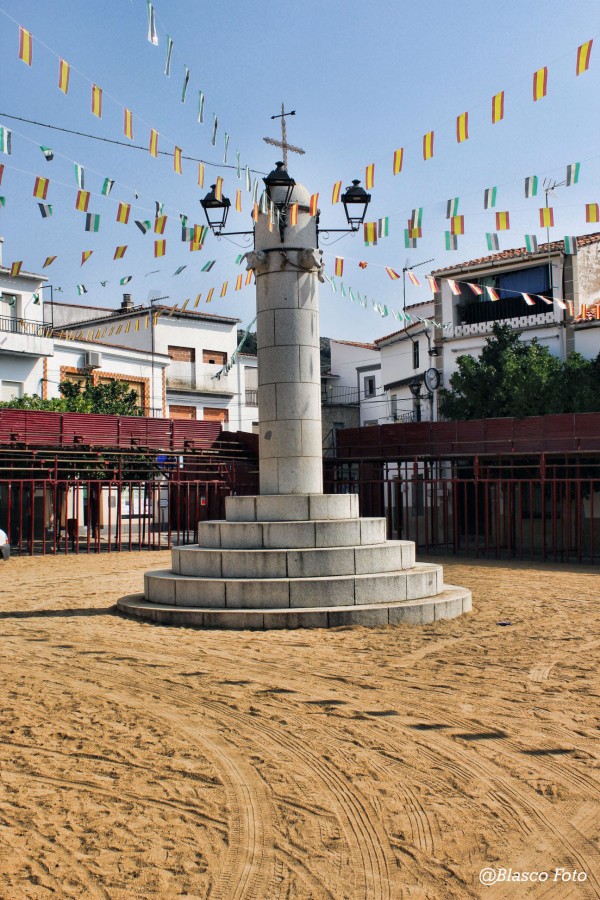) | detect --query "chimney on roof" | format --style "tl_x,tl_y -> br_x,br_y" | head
121,292 -> 134,310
